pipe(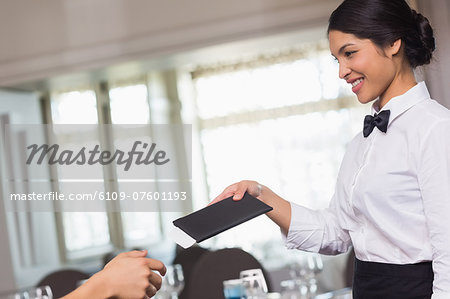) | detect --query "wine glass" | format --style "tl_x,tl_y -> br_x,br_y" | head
280,280 -> 304,299
240,268 -> 268,299
289,253 -> 323,297
7,286 -> 53,299
157,264 -> 185,299
306,253 -> 323,295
